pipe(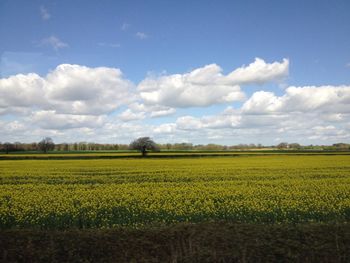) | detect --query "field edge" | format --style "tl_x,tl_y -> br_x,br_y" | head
1,222 -> 350,262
